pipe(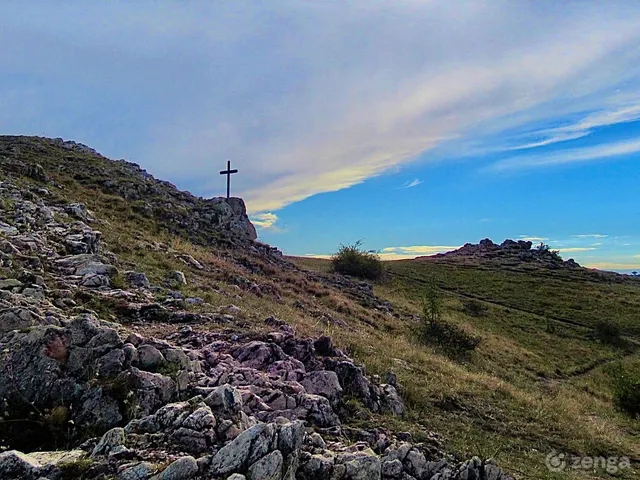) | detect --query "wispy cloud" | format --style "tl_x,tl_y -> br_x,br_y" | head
250,212 -> 279,230
584,261 -> 640,270
557,247 -> 597,253
510,104 -> 640,150
403,178 -> 422,188
489,139 -> 640,172
379,245 -> 460,260
574,233 -> 609,238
